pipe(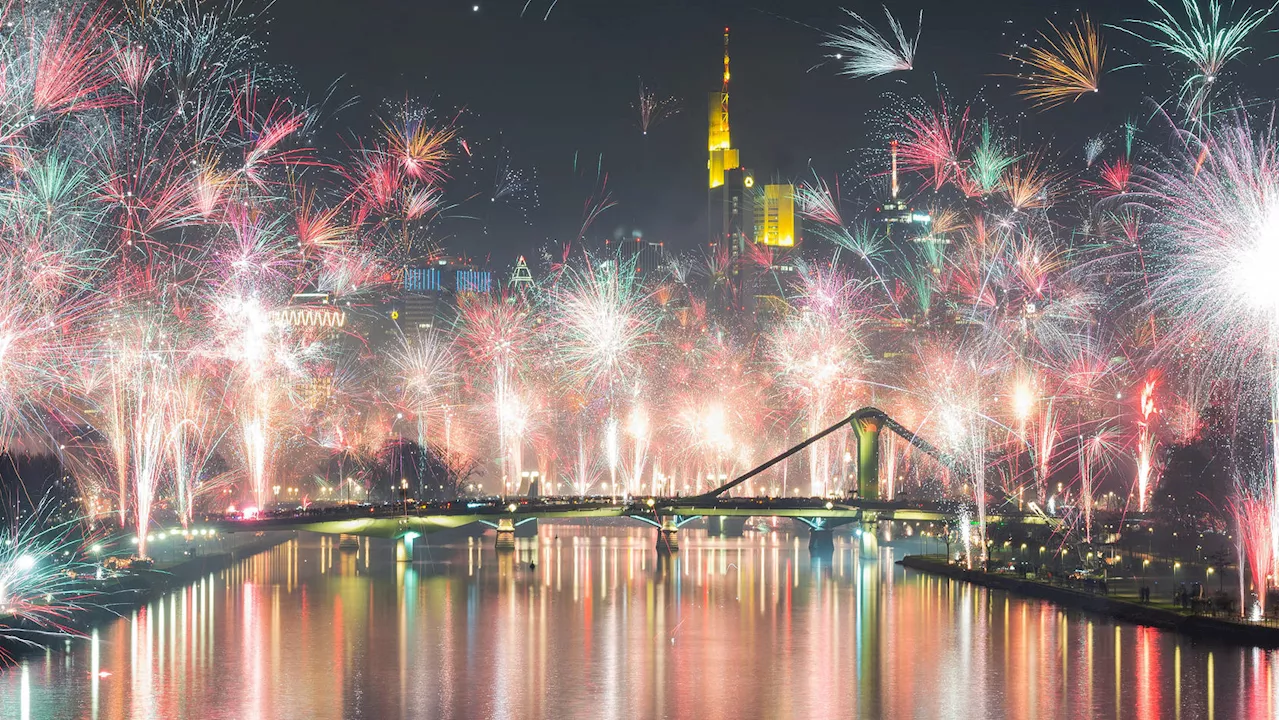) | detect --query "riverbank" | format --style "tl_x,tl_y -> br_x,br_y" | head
899,554 -> 1278,649
2,531 -> 295,661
